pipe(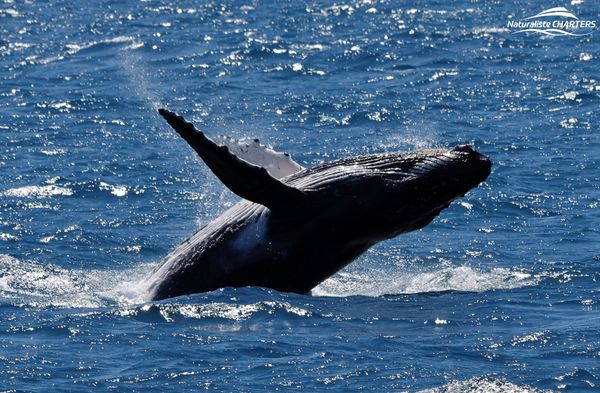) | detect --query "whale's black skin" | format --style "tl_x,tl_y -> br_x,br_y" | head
145,109 -> 492,300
